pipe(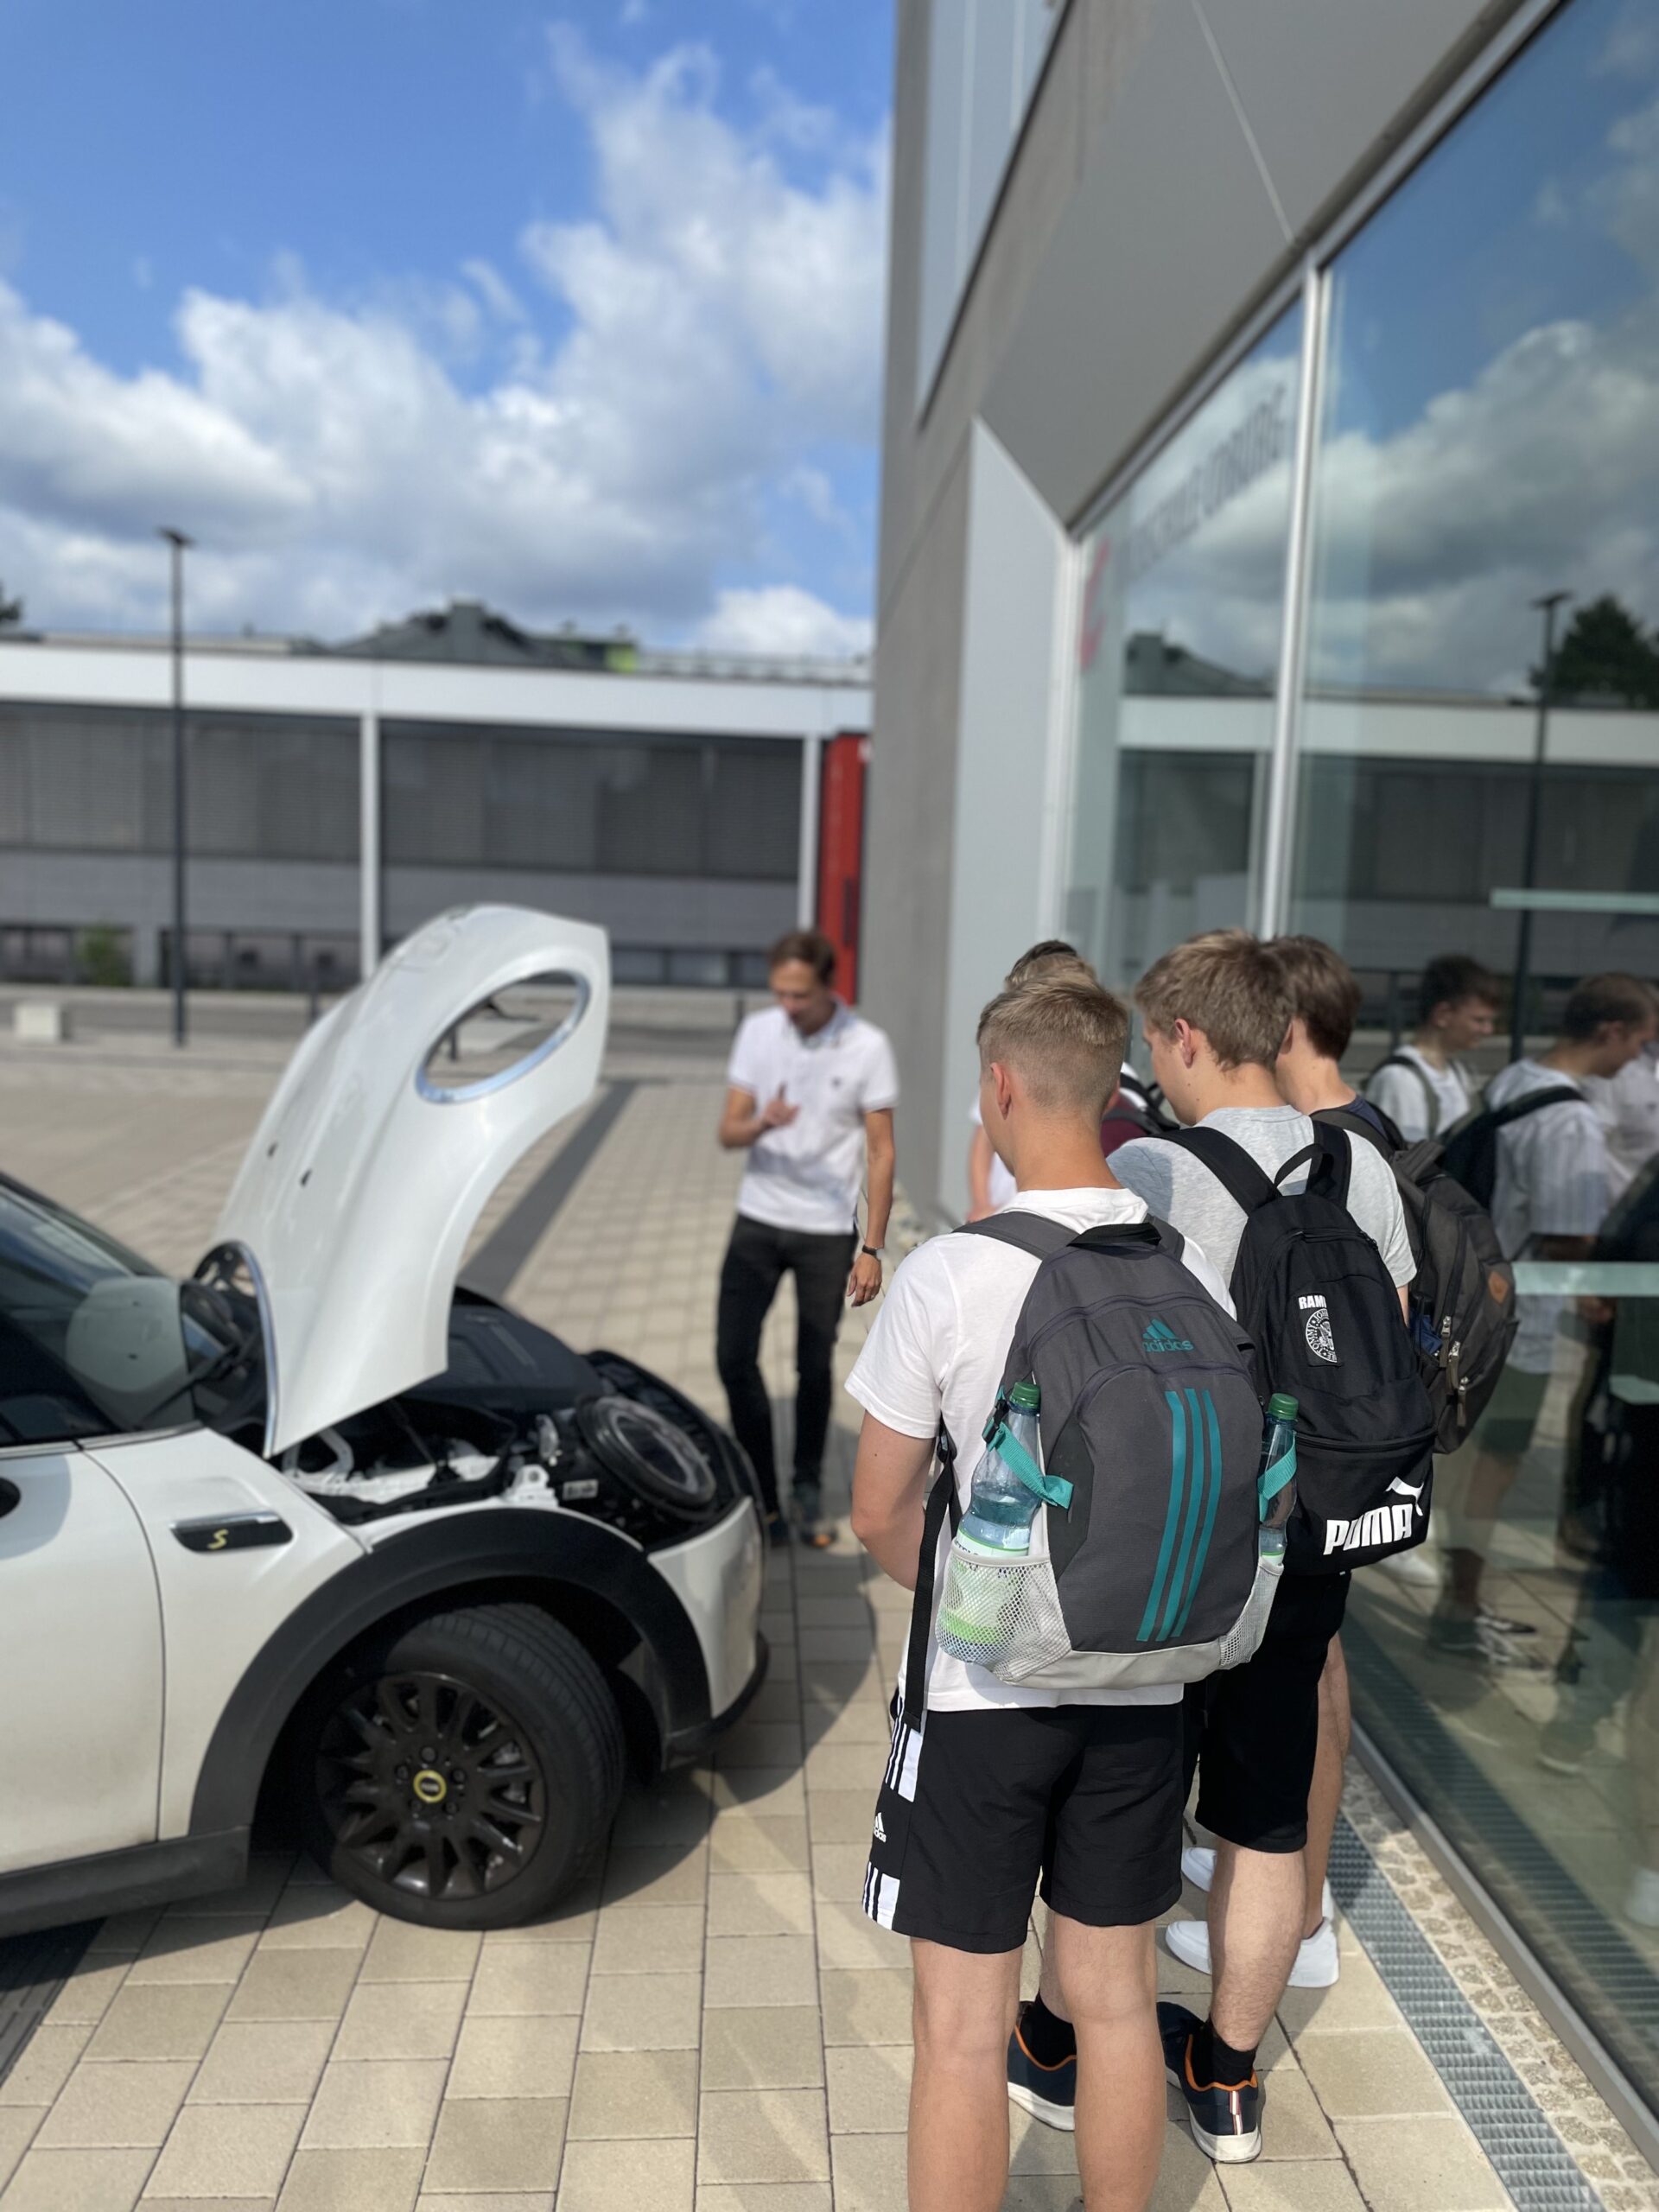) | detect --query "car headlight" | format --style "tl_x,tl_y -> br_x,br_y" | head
573,1395 -> 720,1522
